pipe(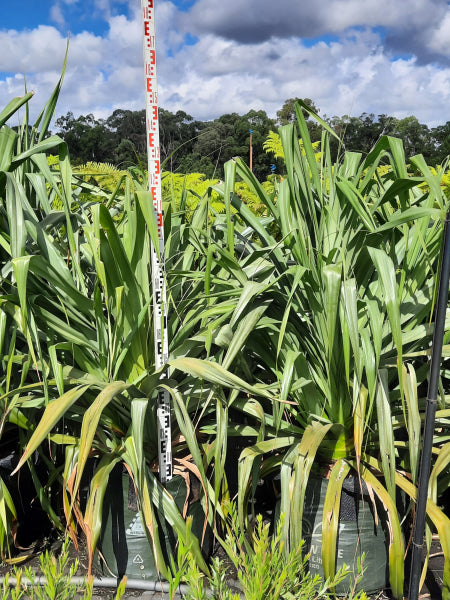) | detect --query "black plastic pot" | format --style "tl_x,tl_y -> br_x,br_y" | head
0,442 -> 52,549
98,467 -> 212,580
